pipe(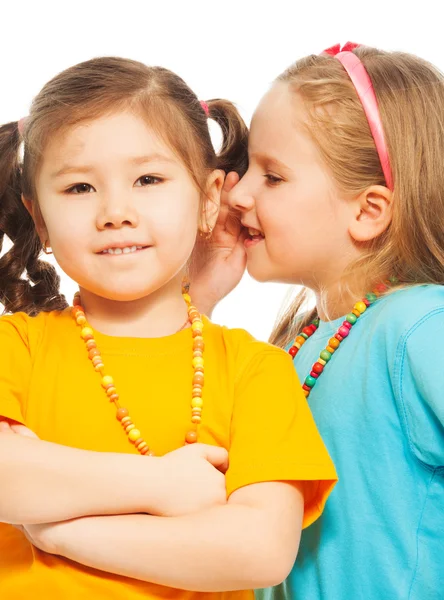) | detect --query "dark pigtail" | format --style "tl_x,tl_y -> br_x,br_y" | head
206,99 -> 249,177
0,121 -> 67,315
